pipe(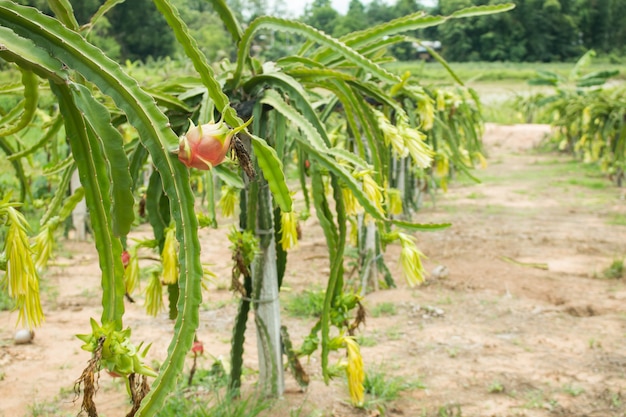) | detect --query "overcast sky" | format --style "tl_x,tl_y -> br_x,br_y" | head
277,0 -> 436,17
